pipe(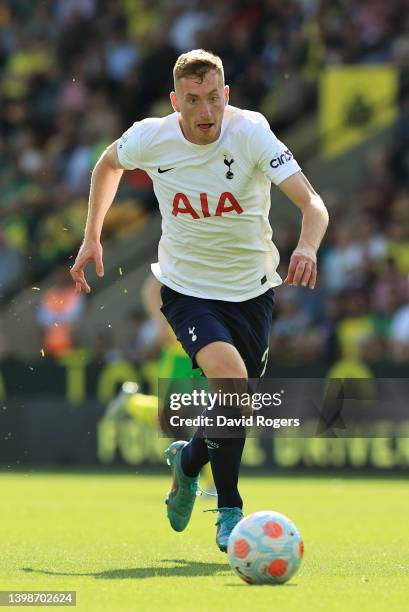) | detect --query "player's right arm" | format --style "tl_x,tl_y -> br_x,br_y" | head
70,141 -> 125,293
